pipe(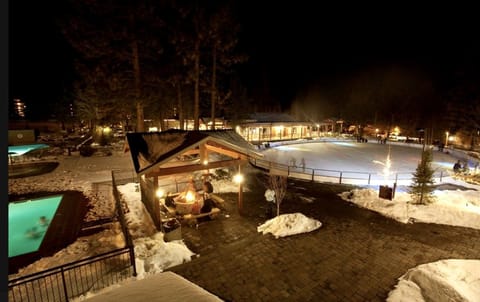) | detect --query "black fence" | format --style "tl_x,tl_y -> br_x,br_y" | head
111,170 -> 137,256
249,157 -> 449,186
8,248 -> 134,302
